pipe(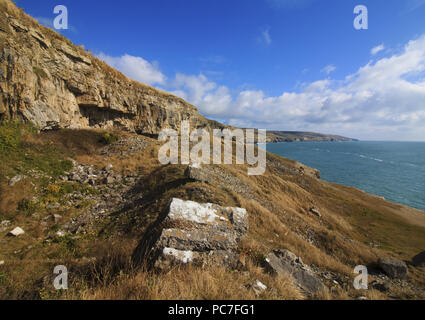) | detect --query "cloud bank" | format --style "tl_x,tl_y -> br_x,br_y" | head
99,35 -> 425,141
371,44 -> 385,55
